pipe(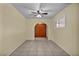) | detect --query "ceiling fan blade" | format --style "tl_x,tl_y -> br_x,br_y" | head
31,10 -> 39,14
42,13 -> 48,15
